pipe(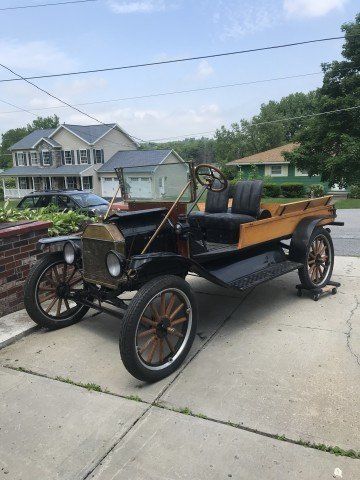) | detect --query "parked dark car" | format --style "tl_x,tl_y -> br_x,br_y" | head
17,190 -> 109,217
